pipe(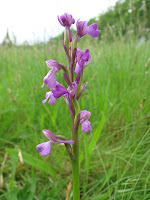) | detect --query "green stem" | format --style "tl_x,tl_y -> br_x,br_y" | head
72,138 -> 80,200
72,114 -> 80,200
